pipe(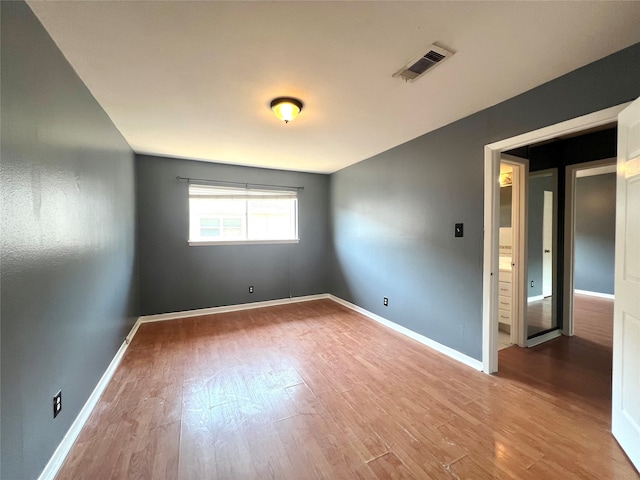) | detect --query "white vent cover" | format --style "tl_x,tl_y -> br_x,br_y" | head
393,42 -> 455,82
